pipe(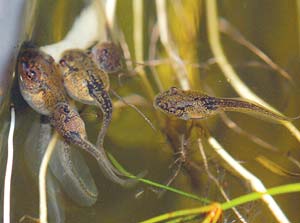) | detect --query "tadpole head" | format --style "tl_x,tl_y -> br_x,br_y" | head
53,102 -> 77,121
17,47 -> 46,90
59,50 -> 82,72
91,41 -> 123,74
52,102 -> 87,140
154,87 -> 189,120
